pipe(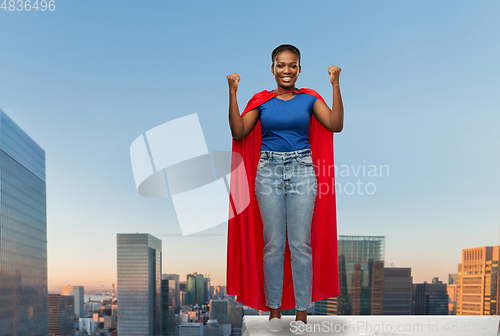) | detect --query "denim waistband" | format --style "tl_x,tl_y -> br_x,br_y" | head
259,148 -> 311,161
